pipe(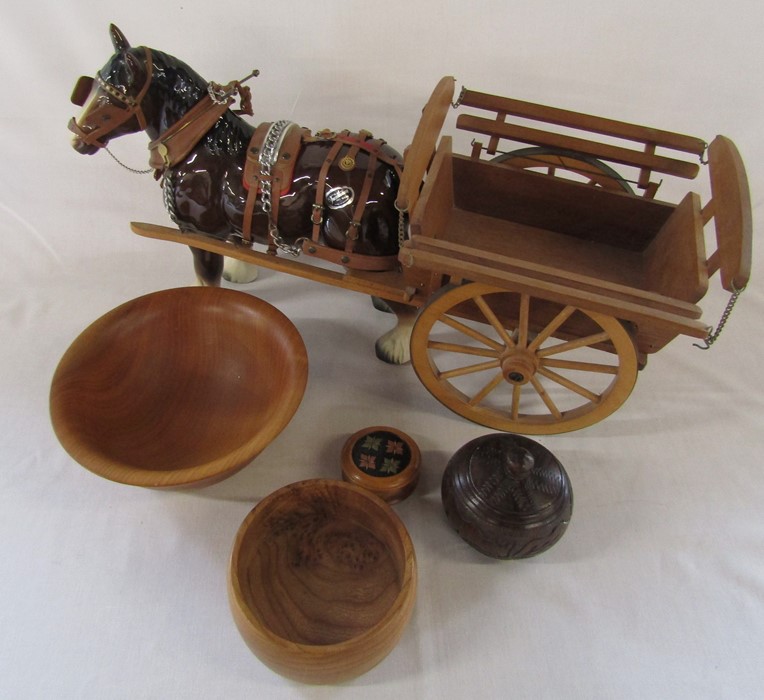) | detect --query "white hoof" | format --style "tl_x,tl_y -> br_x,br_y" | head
374,301 -> 418,365
223,258 -> 258,284
375,327 -> 412,365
